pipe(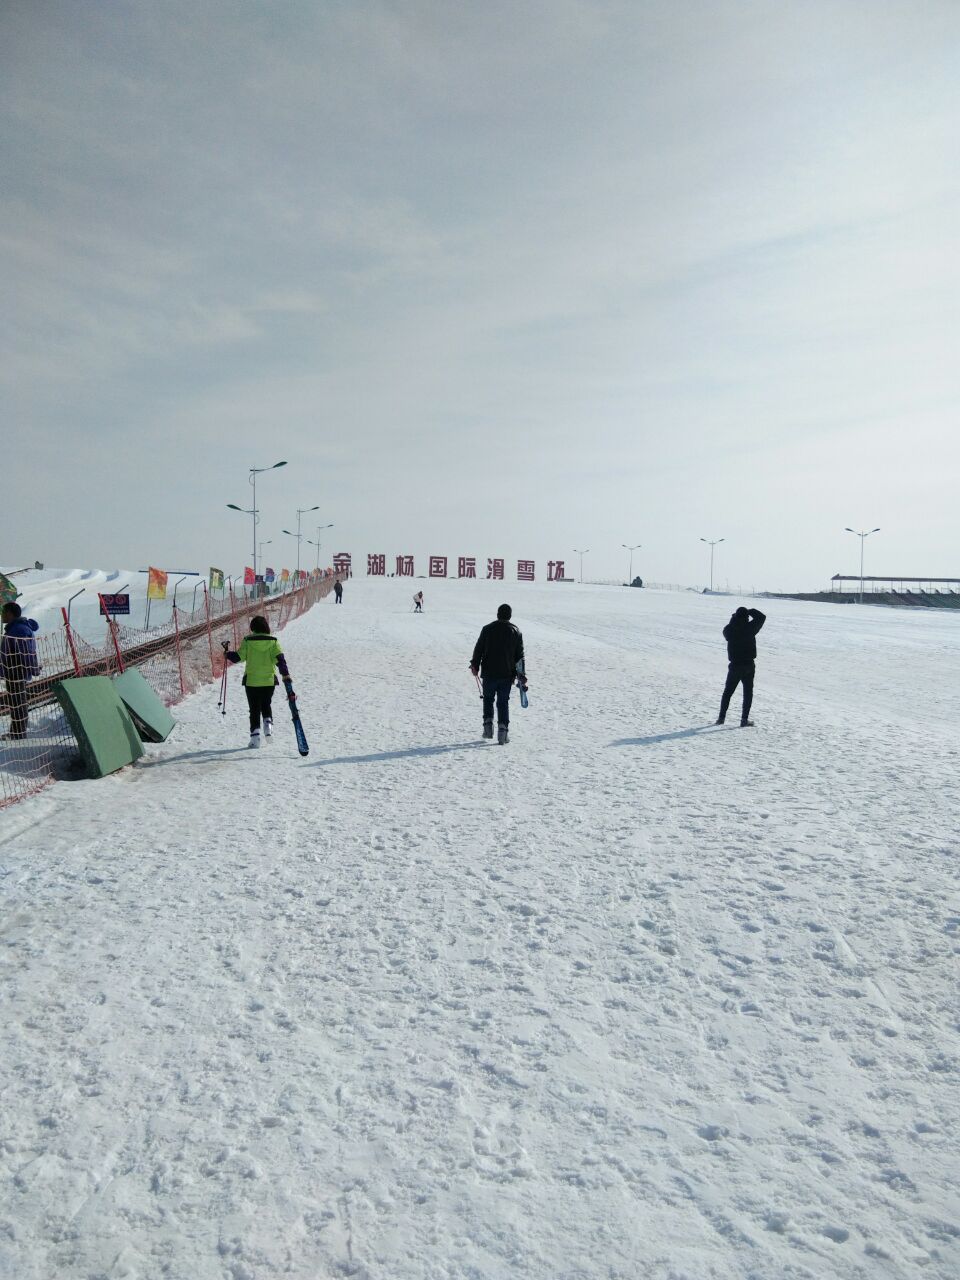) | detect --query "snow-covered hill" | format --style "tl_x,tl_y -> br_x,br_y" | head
2,566 -> 208,639
1,579 -> 958,1279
